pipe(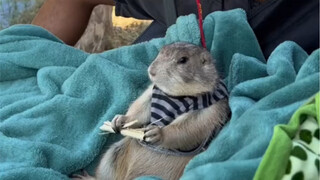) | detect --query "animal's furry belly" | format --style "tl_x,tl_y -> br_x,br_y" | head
113,138 -> 193,180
